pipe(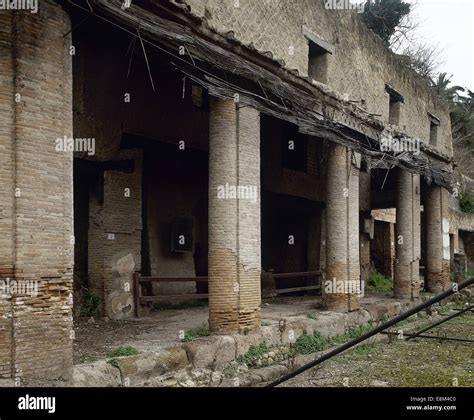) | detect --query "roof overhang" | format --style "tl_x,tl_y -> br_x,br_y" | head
64,0 -> 454,191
